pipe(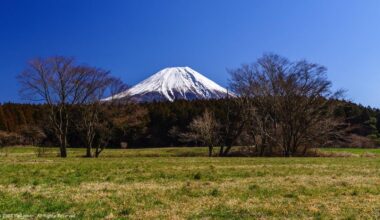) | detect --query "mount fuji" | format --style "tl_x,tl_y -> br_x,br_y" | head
108,67 -> 230,102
